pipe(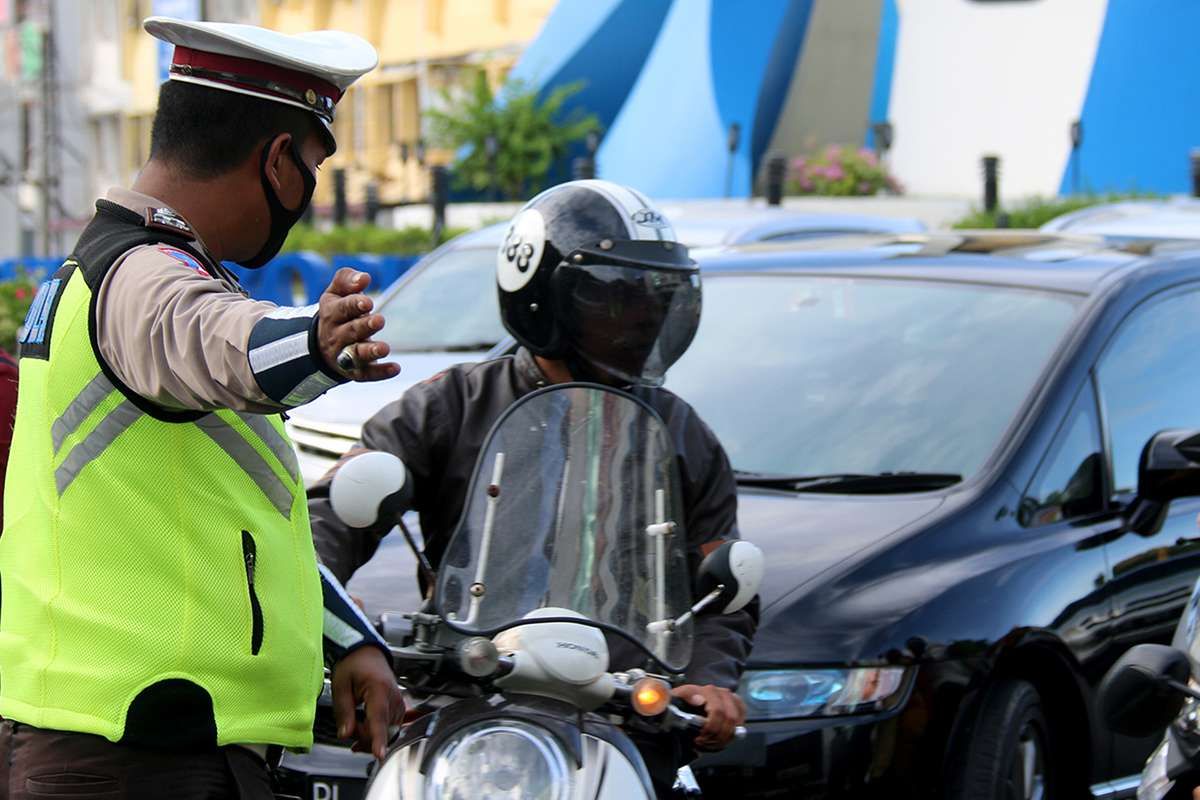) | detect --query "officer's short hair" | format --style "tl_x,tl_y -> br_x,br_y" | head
149,80 -> 320,179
